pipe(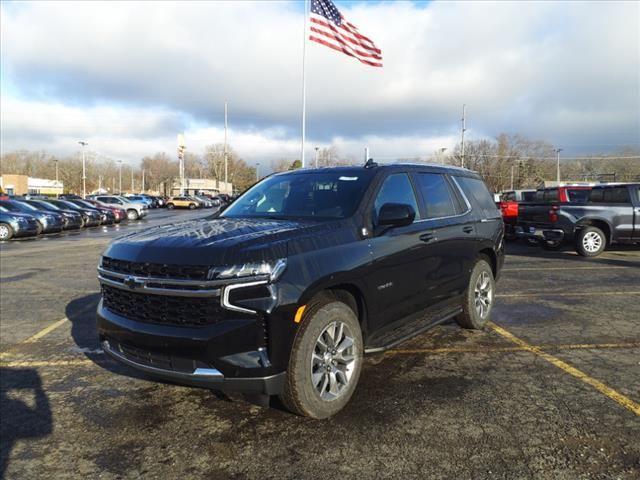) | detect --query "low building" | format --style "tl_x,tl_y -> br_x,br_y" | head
0,174 -> 63,196
170,178 -> 233,197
